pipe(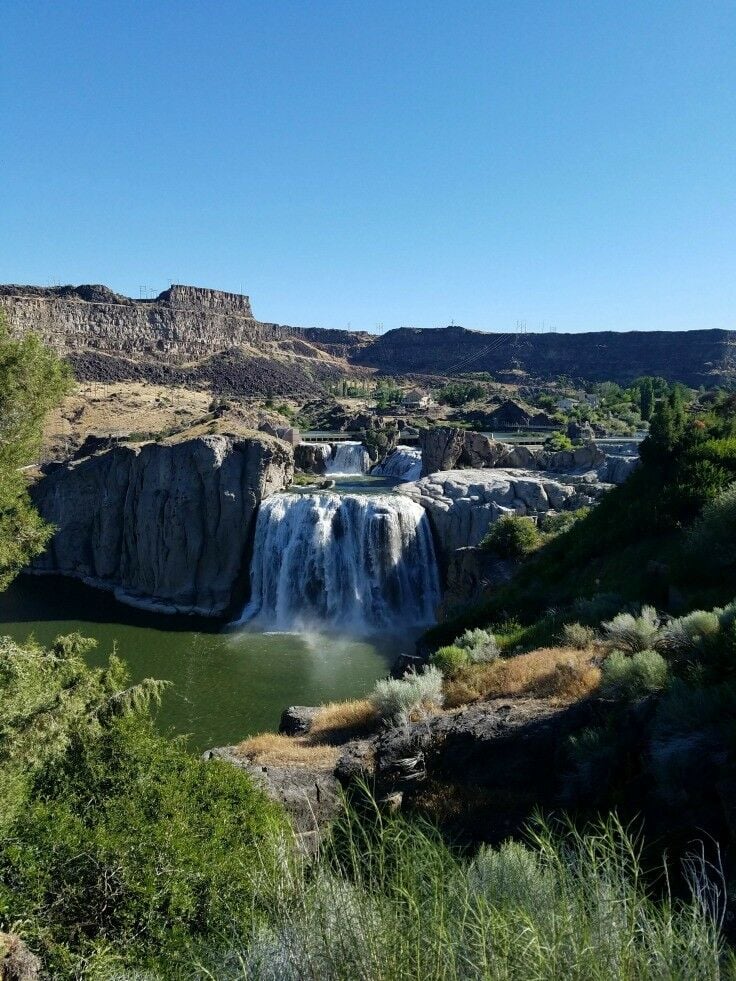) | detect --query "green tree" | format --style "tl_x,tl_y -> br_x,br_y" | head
640,378 -> 655,421
0,633 -> 285,974
0,317 -> 72,588
639,397 -> 686,468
